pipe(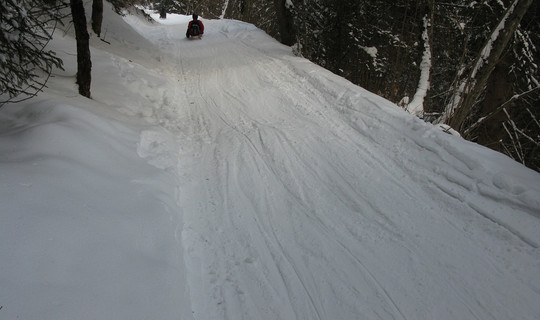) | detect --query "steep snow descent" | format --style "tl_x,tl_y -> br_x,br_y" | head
126,15 -> 540,320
